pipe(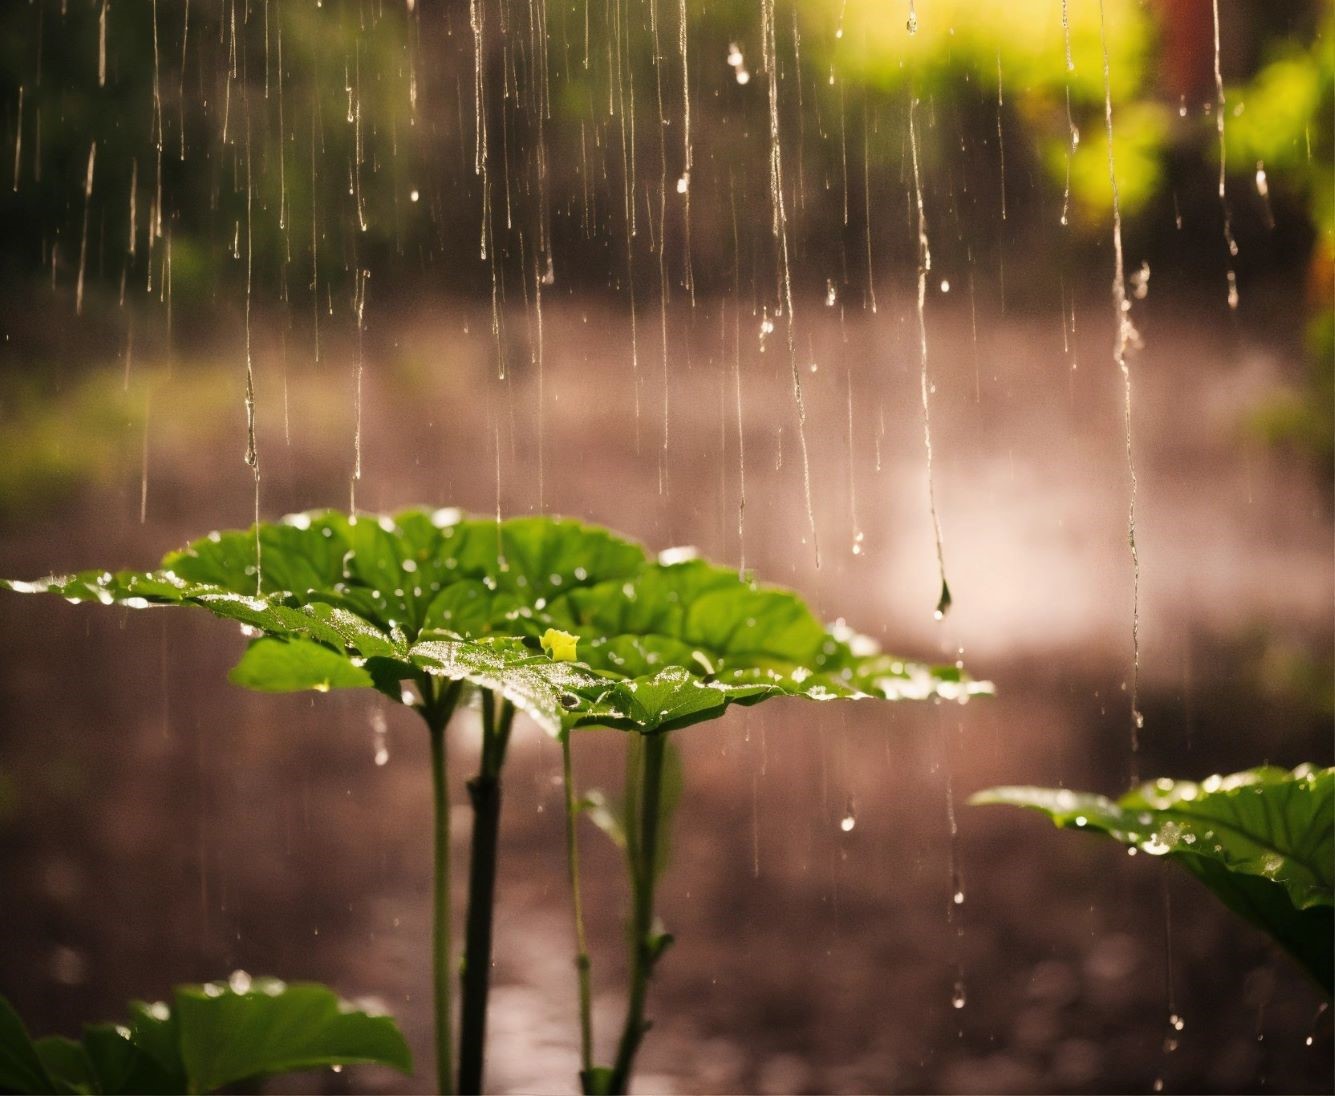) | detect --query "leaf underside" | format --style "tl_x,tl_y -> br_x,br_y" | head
4,508 -> 989,735
0,978 -> 411,1095
971,765 -> 1334,994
